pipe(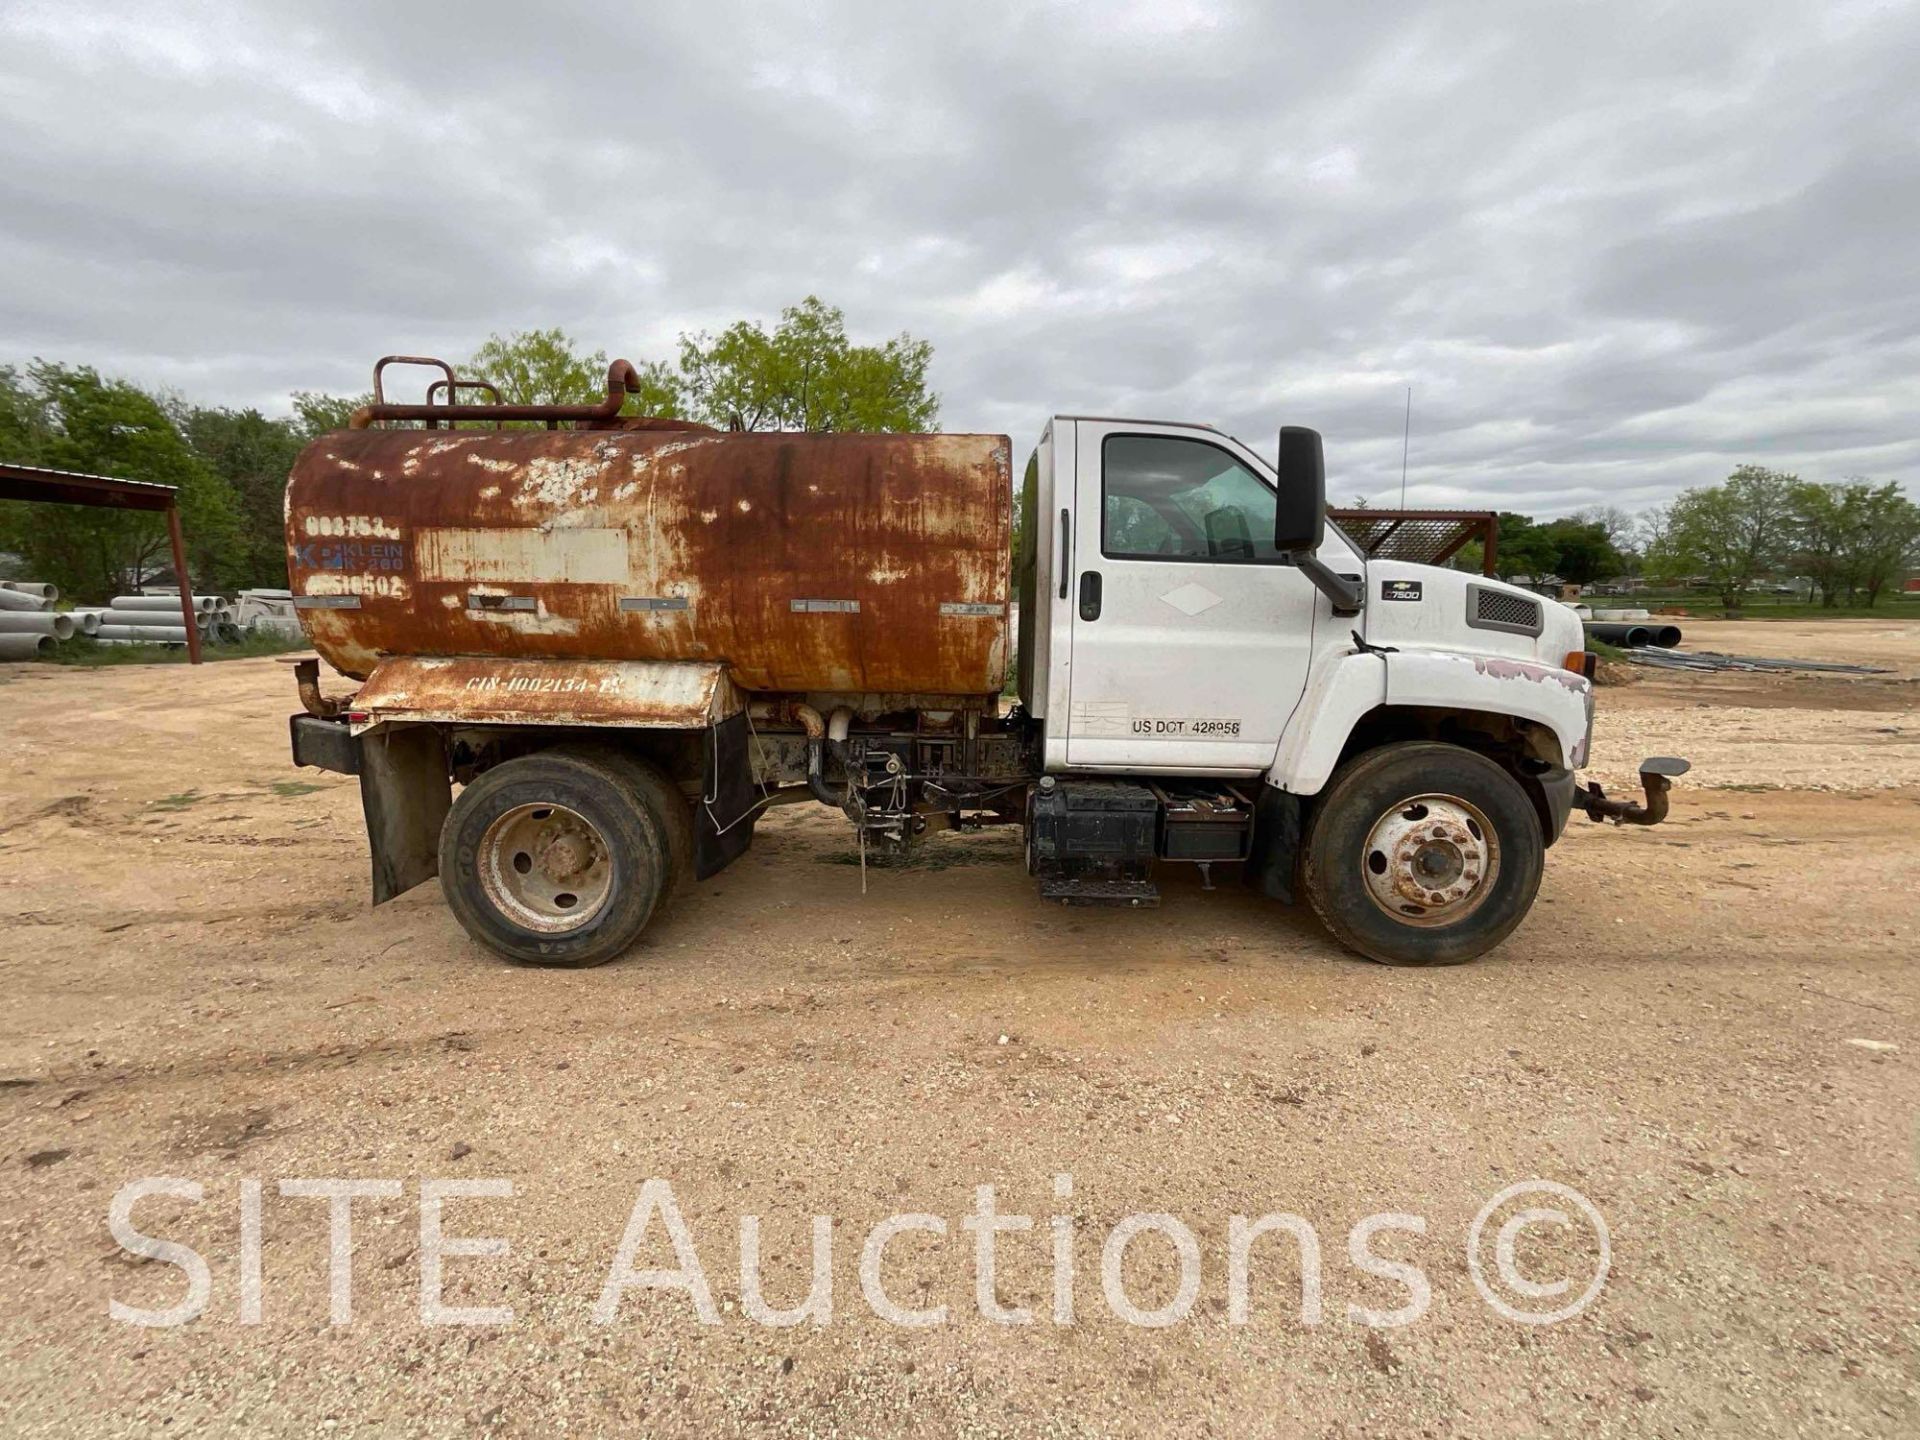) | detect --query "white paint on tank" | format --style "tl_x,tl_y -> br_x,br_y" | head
414,527 -> 630,585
